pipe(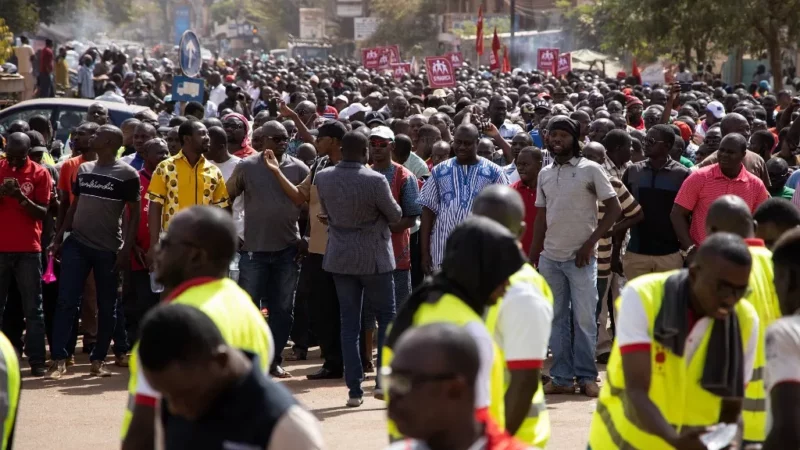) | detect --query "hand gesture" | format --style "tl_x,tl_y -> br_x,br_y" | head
483,121 -> 500,138
263,149 -> 281,171
278,100 -> 294,118
4,178 -> 21,199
